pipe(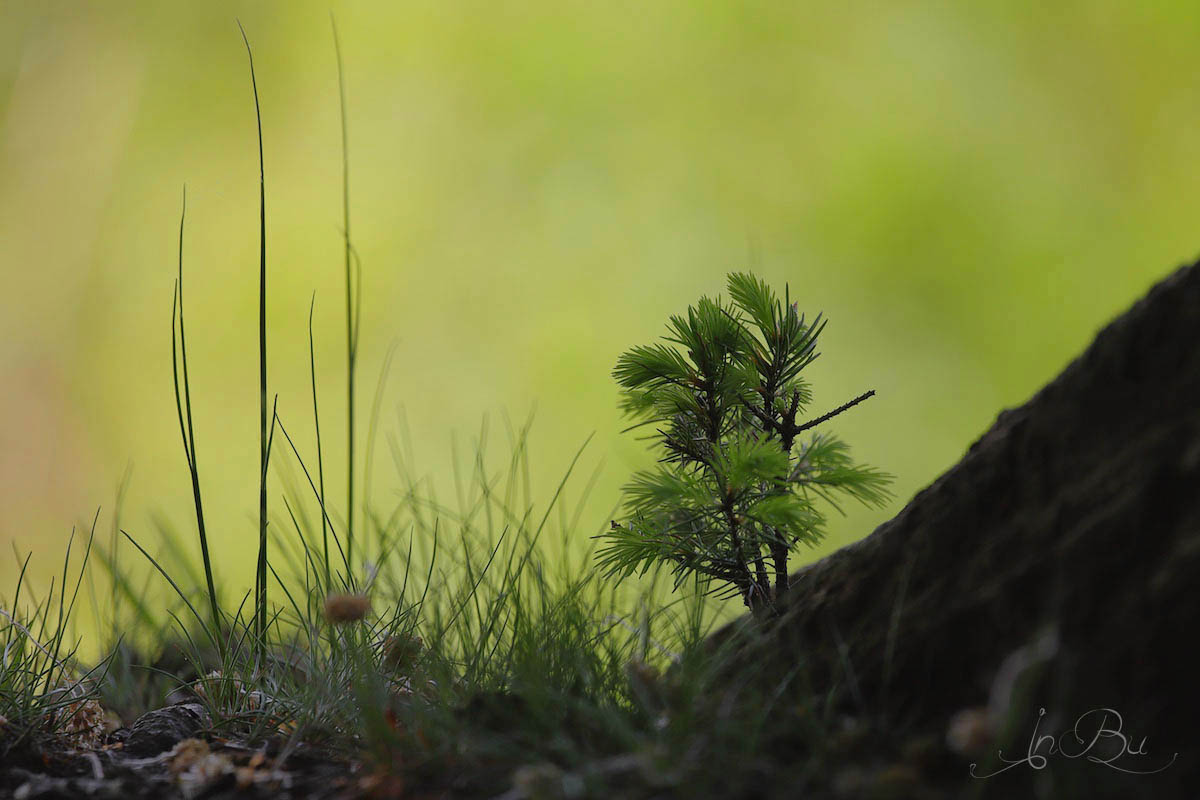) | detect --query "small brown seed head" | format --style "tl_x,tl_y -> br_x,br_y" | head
324,592 -> 371,624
